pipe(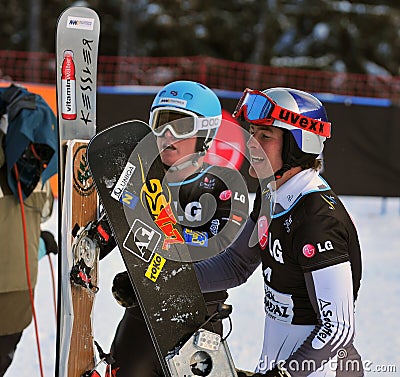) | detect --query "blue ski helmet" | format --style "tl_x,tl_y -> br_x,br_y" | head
149,81 -> 222,153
